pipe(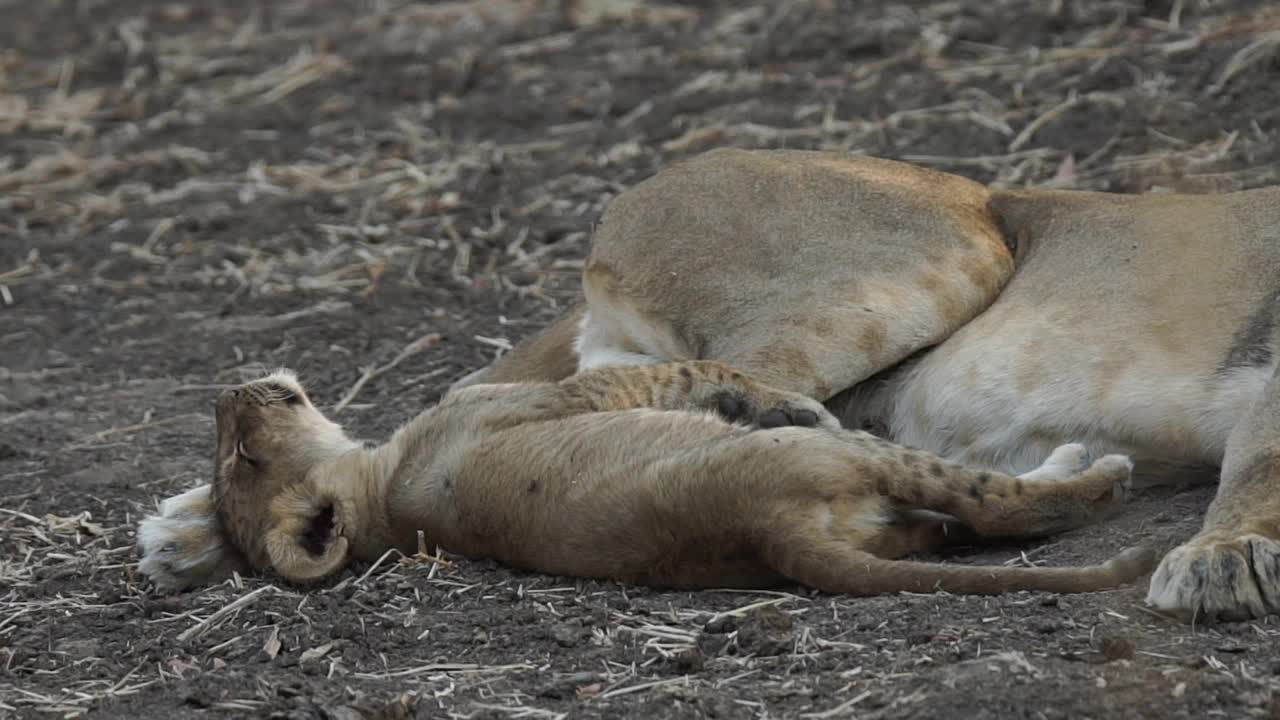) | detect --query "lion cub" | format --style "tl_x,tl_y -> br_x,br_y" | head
138,364 -> 1156,595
